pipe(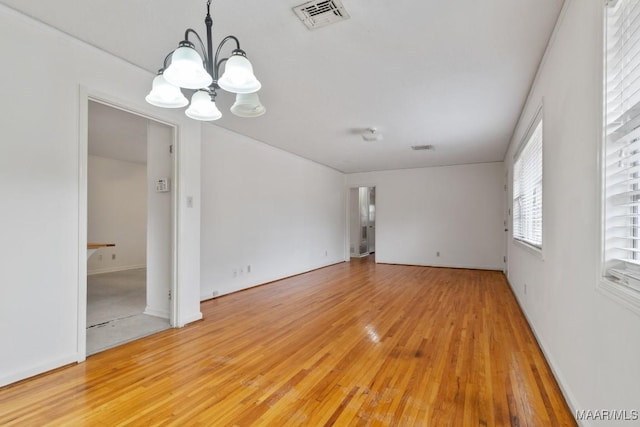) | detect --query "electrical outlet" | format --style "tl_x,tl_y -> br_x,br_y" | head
112,254 -> 116,260
436,251 -> 440,257
325,250 -> 328,256
247,265 -> 251,273
233,269 -> 238,278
